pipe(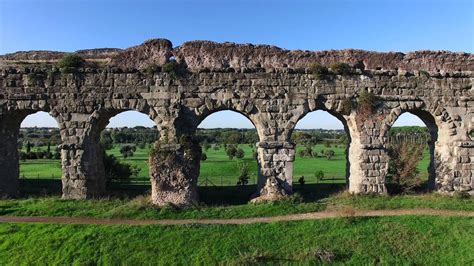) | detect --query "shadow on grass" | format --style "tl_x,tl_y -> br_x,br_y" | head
18,179 -> 346,206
